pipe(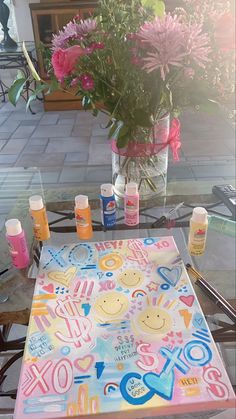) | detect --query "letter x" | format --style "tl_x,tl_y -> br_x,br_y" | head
43,246 -> 68,268
160,347 -> 189,375
23,361 -> 52,396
